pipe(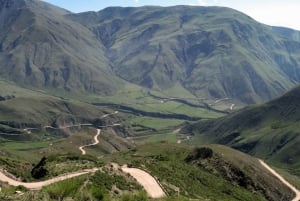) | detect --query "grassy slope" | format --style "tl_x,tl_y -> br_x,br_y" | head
108,143 -> 293,200
0,143 -> 295,201
0,80 -> 108,125
70,6 -> 300,105
185,85 -> 300,175
0,0 -> 124,95
2,3 -> 300,106
0,78 -> 224,163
